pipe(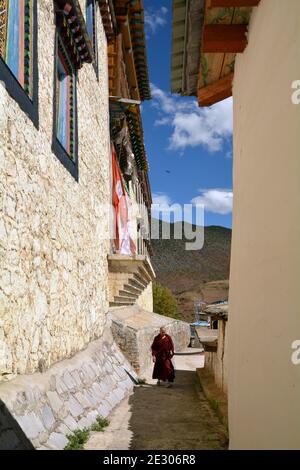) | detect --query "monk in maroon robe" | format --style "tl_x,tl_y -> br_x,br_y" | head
151,327 -> 175,387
